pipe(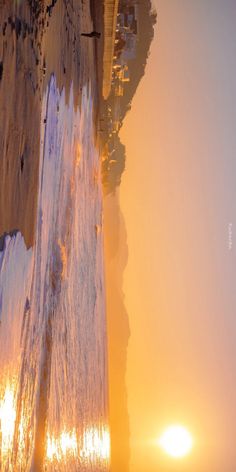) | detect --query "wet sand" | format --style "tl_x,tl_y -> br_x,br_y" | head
0,0 -> 104,248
